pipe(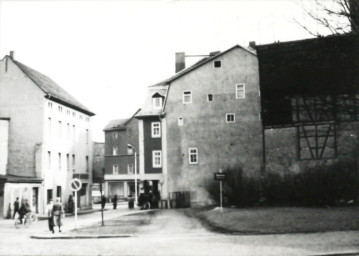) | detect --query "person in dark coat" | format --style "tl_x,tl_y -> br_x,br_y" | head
46,200 -> 54,233
18,200 -> 28,224
13,198 -> 20,220
68,195 -> 74,213
101,195 -> 106,210
113,195 -> 117,209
